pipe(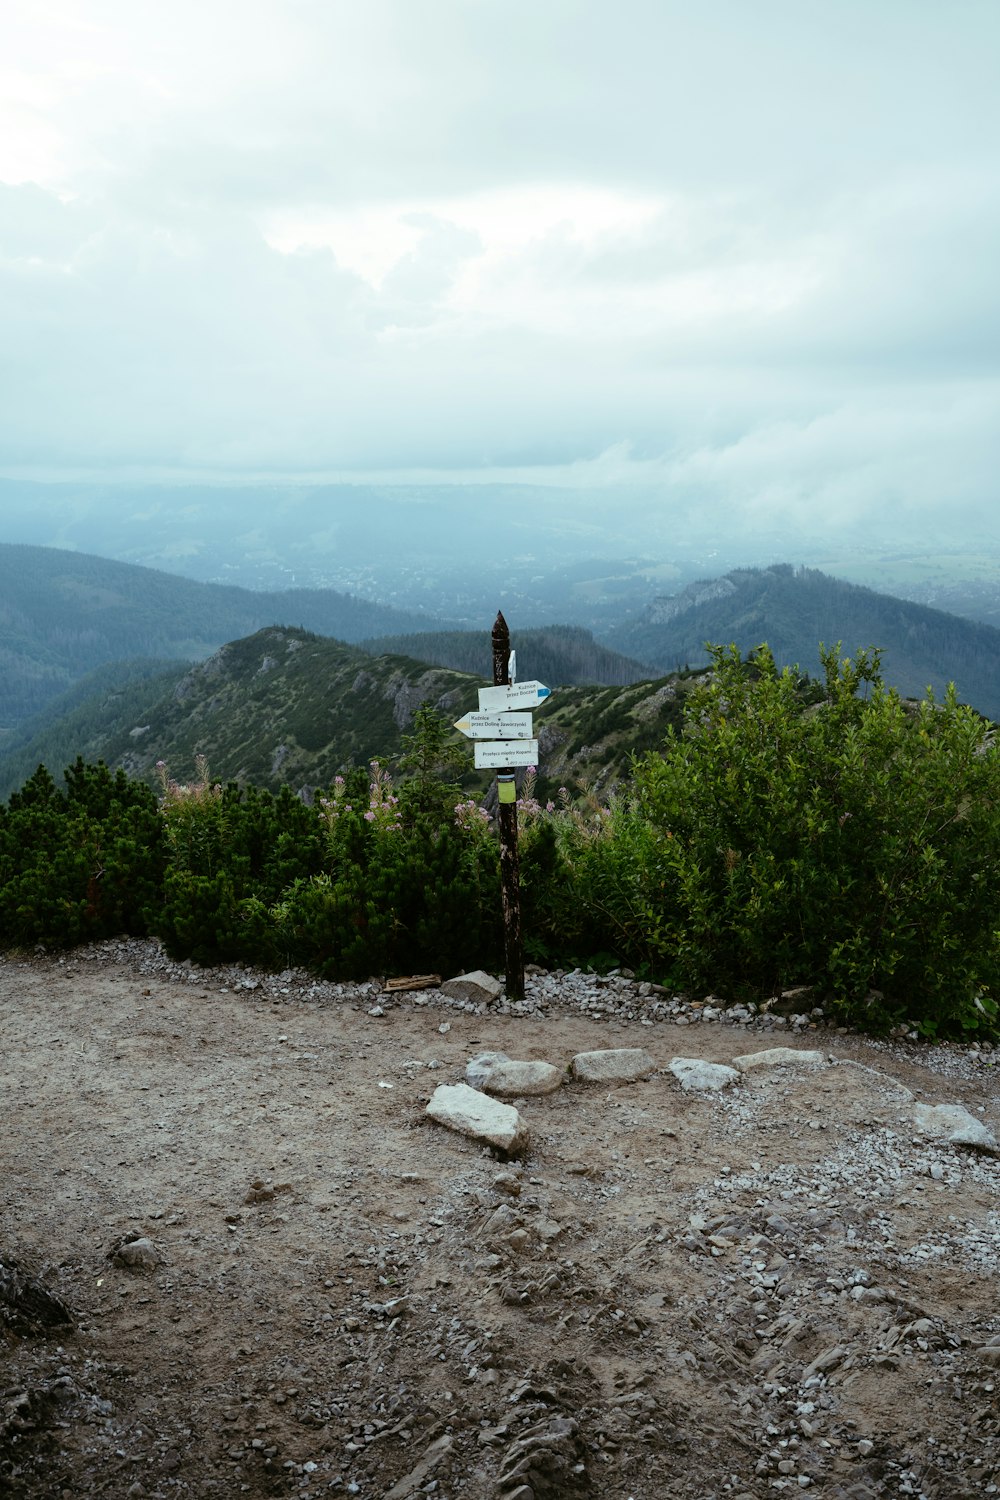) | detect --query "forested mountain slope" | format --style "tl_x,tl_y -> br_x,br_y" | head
605,564 -> 1000,719
0,544 -> 447,728
358,624 -> 646,687
0,624 -> 700,801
